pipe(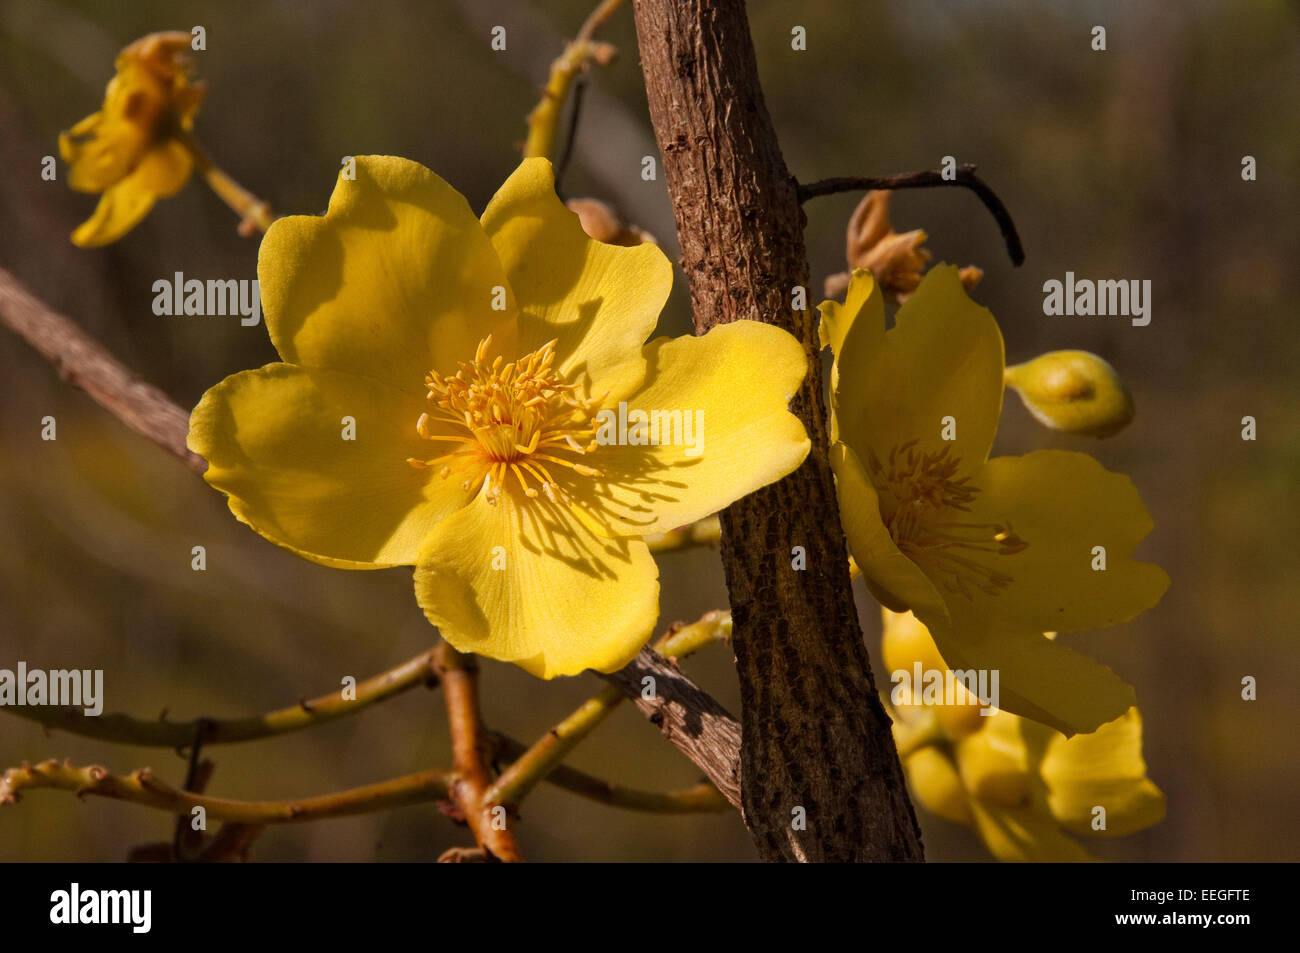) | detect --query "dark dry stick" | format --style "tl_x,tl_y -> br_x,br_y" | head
797,163 -> 1025,266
